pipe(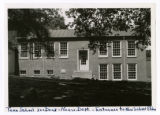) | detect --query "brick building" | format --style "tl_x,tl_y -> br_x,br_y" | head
17,29 -> 151,81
